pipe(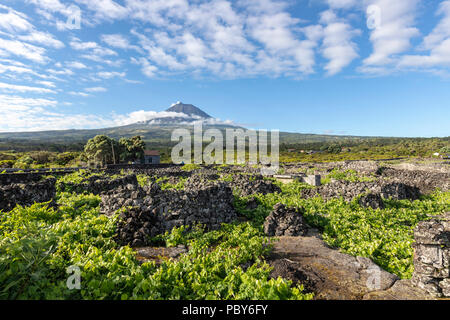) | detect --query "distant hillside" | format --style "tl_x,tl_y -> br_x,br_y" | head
0,102 -> 433,152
